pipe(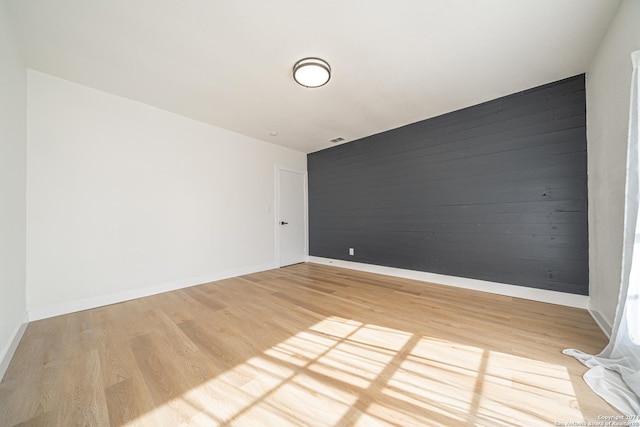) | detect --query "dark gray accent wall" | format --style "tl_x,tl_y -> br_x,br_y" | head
308,75 -> 588,295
